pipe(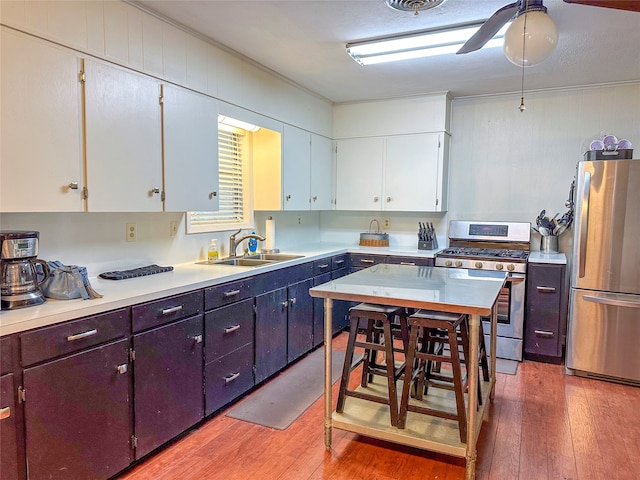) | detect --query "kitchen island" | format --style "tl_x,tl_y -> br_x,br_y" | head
309,264 -> 507,480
